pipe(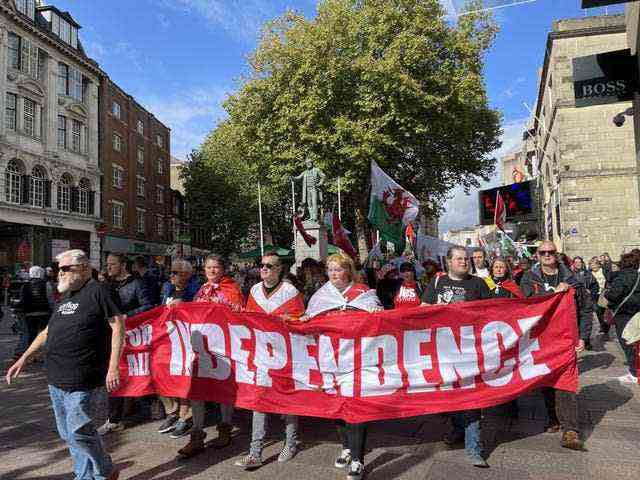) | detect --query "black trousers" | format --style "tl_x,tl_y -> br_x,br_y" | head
108,396 -> 125,424
336,420 -> 368,462
595,305 -> 609,334
541,387 -> 579,433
